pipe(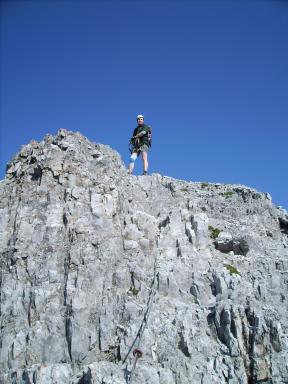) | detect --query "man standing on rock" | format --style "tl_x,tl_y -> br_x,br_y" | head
128,114 -> 152,175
